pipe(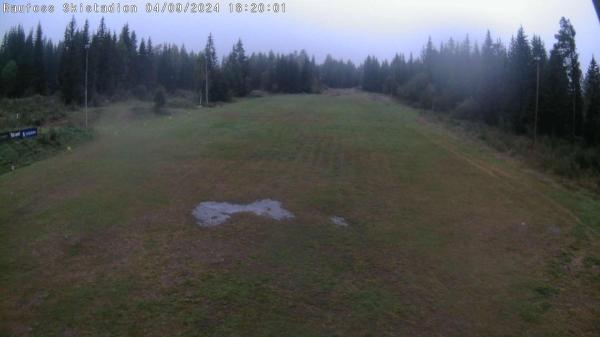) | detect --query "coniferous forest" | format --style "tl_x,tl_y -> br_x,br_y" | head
1,16 -> 599,150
